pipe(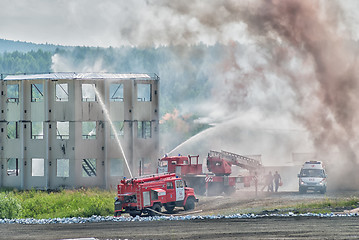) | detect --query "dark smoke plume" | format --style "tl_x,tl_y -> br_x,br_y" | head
51,0 -> 359,189
242,1 -> 359,189
156,0 -> 359,189
240,1 -> 359,154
